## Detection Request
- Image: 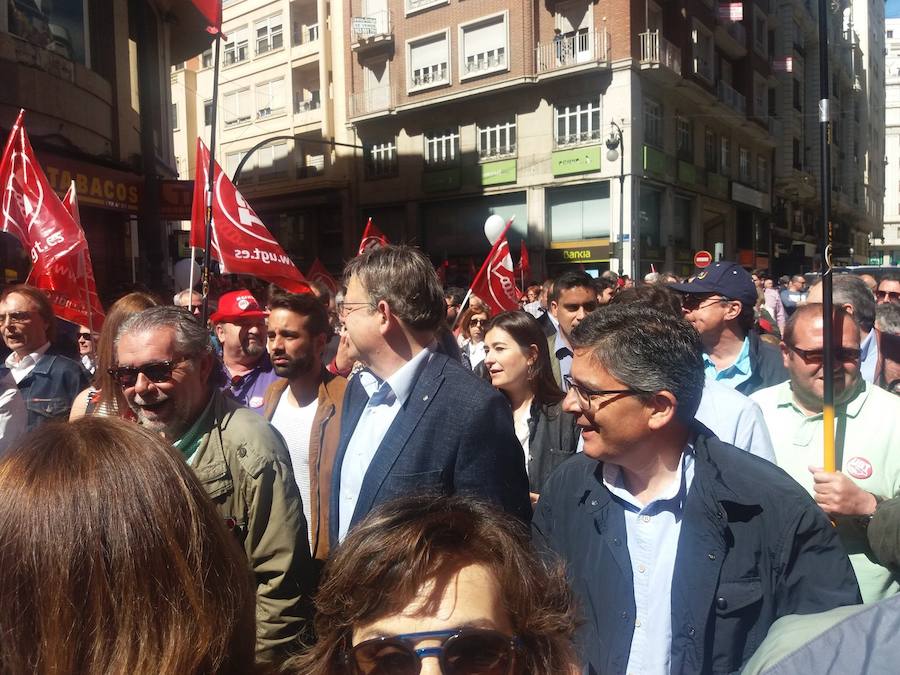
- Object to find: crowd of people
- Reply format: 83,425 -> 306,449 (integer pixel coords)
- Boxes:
0,249 -> 899,674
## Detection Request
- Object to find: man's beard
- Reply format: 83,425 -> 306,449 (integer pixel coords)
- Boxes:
130,391 -> 192,440
272,353 -> 315,378
241,341 -> 265,358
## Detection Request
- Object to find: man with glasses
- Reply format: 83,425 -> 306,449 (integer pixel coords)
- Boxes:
533,304 -> 860,675
671,261 -> 788,395
0,285 -> 89,431
876,274 -> 900,306
114,305 -> 315,659
173,289 -> 203,318
752,303 -> 900,603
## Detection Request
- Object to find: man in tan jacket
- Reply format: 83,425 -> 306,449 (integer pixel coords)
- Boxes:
262,292 -> 346,562
114,306 -> 313,661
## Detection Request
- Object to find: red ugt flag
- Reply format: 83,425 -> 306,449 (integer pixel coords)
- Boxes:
358,217 -> 388,255
190,138 -> 310,294
191,0 -> 222,32
0,110 -> 105,329
515,240 -> 530,284
306,258 -> 338,294
469,221 -> 521,315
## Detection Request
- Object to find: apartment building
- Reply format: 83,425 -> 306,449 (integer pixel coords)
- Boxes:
171,0 -> 353,273
877,17 -> 900,265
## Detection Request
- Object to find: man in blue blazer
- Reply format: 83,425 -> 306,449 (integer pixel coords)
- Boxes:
330,245 -> 531,546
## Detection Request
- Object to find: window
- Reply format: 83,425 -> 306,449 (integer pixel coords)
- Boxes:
406,0 -> 448,15
225,151 -> 245,179
204,100 -> 213,127
888,30 -> 894,38
691,21 -> 714,82
477,119 -> 517,159
172,62 -> 184,71
554,98 -> 601,147
255,15 -> 284,55
792,137 -> 802,170
753,7 -> 768,56
644,99 -> 663,147
365,139 -> 399,178
224,27 -> 248,65
757,155 -> 768,187
424,129 -> 460,167
676,115 -> 693,161
409,32 -> 450,89
739,147 -> 751,182
224,88 -> 252,125
256,78 -> 285,118
672,196 -> 692,248
171,103 -> 178,129
201,48 -> 213,68
720,135 -> 731,175
460,14 -> 507,78
257,141 -> 289,177
705,129 -> 718,172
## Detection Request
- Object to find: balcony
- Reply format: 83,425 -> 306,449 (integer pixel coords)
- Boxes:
350,84 -> 394,118
294,93 -> 322,129
291,22 -> 320,63
715,13 -> 747,59
717,80 -> 746,116
639,30 -> 682,81
534,30 -> 609,76
351,11 -> 393,51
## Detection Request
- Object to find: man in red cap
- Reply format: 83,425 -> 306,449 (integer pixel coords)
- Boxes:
211,289 -> 279,413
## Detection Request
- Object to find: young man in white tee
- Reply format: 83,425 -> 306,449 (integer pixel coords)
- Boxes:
262,292 -> 346,562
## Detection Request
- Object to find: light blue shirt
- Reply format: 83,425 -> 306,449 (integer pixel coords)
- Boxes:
860,328 -> 879,384
603,448 -> 695,675
695,379 -> 776,463
337,345 -> 434,541
703,336 -> 752,390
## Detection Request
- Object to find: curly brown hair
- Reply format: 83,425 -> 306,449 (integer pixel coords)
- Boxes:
289,495 -> 578,674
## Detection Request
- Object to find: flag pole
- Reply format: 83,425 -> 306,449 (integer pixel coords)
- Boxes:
816,0 -> 836,473
81,249 -> 93,335
200,27 -> 223,326
452,216 -> 514,331
187,246 -> 197,308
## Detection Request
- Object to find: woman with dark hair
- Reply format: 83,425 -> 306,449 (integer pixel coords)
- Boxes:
483,311 -> 580,499
0,417 -> 258,674
69,291 -> 161,419
290,494 -> 578,674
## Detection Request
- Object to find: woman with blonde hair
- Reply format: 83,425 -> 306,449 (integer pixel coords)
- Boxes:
69,291 -> 161,419
0,417 -> 257,674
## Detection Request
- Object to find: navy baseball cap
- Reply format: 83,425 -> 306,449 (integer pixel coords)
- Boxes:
669,261 -> 758,308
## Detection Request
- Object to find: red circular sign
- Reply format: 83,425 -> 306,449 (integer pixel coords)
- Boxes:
694,251 -> 713,268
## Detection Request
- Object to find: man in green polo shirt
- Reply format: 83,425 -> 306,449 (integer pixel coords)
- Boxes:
113,305 -> 313,660
752,303 -> 900,603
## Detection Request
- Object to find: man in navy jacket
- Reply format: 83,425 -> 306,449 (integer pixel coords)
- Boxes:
330,245 -> 531,546
532,304 -> 860,675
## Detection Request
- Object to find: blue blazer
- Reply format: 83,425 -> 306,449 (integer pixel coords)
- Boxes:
329,352 -> 532,545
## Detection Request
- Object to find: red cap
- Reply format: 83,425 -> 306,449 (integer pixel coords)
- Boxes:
209,290 -> 268,324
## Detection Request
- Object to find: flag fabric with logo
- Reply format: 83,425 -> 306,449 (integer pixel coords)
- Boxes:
358,217 -> 388,255
306,258 -> 338,294
191,138 -> 310,293
0,110 -> 105,329
469,222 -> 521,315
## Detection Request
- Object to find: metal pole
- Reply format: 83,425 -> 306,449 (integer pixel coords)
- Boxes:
200,31 -> 223,326
610,120 -> 625,276
816,0 -> 836,473
232,135 -> 365,186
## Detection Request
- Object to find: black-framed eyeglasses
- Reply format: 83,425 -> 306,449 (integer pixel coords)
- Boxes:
680,294 -> 730,311
875,289 -> 900,302
0,310 -> 34,325
108,358 -> 189,388
785,344 -> 861,364
345,628 -> 519,675
563,374 -> 645,410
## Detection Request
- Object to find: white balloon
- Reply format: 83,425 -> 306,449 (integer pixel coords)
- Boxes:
174,258 -> 201,290
484,214 -> 506,245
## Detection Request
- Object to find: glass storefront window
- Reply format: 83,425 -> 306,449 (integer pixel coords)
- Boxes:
548,182 -> 610,241
639,187 -> 661,249
421,192 -> 527,257
8,0 -> 88,64
672,196 -> 692,248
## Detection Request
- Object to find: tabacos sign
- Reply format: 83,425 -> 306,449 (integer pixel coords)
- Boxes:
38,152 -> 141,213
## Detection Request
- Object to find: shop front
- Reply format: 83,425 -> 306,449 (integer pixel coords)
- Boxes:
732,182 -> 771,271
546,180 -> 611,277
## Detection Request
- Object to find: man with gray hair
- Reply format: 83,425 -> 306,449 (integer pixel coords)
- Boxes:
533,304 -> 860,674
113,306 -> 314,660
807,274 -> 881,383
876,303 -> 900,394
331,244 -> 530,545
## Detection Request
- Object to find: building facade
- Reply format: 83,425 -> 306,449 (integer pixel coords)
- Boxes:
171,0 -> 355,277
0,0 -> 208,299
876,16 -> 900,265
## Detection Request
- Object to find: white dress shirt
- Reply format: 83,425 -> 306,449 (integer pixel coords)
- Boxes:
4,342 -> 51,384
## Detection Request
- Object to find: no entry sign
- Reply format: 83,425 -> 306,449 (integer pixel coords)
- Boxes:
694,250 -> 713,268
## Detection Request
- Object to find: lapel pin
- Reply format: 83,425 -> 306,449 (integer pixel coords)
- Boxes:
423,395 -> 429,401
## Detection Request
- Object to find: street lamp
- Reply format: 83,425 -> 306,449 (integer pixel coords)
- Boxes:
606,120 -> 625,276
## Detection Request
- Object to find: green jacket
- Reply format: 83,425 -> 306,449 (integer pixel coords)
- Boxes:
192,389 -> 314,660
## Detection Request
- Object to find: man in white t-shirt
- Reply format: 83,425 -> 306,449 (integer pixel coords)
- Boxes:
262,292 -> 346,562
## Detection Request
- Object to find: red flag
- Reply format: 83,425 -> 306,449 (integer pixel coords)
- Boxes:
469,220 -> 521,315
191,0 -> 222,32
306,258 -> 338,294
358,217 -> 388,255
0,111 -> 105,329
190,138 -> 310,293
516,241 -> 530,284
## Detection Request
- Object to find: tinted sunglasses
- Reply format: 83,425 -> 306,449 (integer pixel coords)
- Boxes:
78,333 -> 94,341
681,295 -> 729,311
786,344 -> 861,364
469,318 -> 489,326
345,628 -> 519,675
108,358 -> 188,388
875,290 -> 900,302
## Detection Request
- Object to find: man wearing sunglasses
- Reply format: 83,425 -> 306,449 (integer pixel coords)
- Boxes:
76,325 -> 98,374
876,275 -> 900,306
533,304 -> 860,675
670,261 -> 788,396
0,286 -> 89,432
114,305 -> 314,660
751,304 -> 900,603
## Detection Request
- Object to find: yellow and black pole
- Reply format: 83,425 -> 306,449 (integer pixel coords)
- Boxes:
816,0 -> 836,473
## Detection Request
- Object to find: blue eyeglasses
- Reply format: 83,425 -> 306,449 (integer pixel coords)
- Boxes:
345,627 -> 520,675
